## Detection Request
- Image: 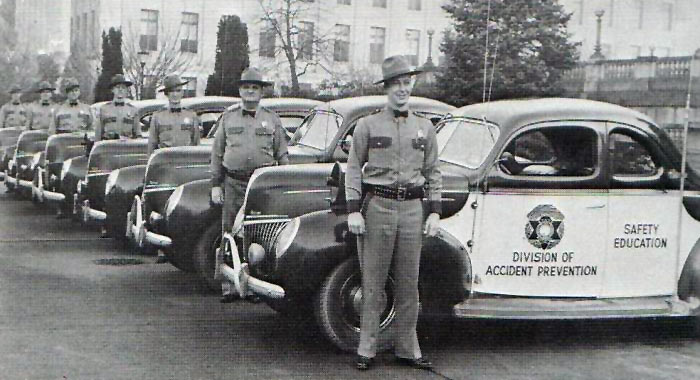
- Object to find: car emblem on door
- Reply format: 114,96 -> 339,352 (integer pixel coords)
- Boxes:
525,204 -> 565,249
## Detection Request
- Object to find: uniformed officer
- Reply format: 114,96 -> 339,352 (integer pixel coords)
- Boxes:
49,77 -> 95,218
27,81 -> 56,131
148,74 -> 201,262
94,74 -> 139,141
345,55 -> 442,371
147,74 -> 200,156
211,67 -> 289,303
0,86 -> 28,129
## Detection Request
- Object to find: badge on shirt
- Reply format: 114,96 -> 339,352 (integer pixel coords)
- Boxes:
183,117 -> 191,125
412,129 -> 426,151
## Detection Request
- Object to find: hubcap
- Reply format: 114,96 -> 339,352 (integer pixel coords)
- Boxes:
339,271 -> 396,333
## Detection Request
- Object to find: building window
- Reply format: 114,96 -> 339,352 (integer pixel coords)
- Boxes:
259,22 -> 276,58
408,0 -> 421,11
664,2 -> 673,31
298,21 -> 314,60
182,77 -> 197,98
373,0 -> 387,8
369,27 -> 385,64
181,12 -> 198,53
406,29 -> 420,66
333,24 -> 350,62
636,0 -> 644,29
140,9 -> 159,51
338,0 -> 351,4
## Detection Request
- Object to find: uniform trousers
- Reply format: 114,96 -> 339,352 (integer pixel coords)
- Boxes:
357,194 -> 423,360
221,175 -> 248,296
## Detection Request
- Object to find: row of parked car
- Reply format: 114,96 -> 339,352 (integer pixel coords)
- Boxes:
2,95 -> 699,352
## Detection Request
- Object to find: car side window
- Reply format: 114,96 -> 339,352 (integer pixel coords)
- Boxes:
199,111 -> 222,137
501,126 -> 597,177
608,132 -> 658,177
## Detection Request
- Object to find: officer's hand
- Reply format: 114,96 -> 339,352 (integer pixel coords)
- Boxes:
423,213 -> 440,237
211,186 -> 224,205
347,212 -> 365,235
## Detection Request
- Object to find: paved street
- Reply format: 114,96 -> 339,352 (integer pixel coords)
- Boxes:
0,182 -> 699,380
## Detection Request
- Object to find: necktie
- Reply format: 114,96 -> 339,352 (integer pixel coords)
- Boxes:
114,101 -> 124,106
242,109 -> 256,118
69,101 -> 78,106
393,110 -> 409,118
41,102 -> 50,106
170,107 -> 181,113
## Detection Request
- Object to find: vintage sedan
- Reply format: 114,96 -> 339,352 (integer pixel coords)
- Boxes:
76,96 -> 239,230
0,127 -> 23,185
113,98 -> 321,250
219,98 -> 700,352
5,130 -> 50,198
160,96 -> 454,287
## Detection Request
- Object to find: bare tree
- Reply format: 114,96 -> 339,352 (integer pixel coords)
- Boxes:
256,0 -> 339,94
121,21 -> 197,99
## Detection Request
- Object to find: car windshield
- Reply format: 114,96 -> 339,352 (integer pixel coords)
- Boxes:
293,110 -> 344,150
438,117 -> 499,169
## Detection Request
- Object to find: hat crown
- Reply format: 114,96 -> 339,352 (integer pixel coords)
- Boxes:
163,74 -> 183,88
240,68 -> 264,83
110,74 -> 129,85
62,77 -> 79,92
378,55 -> 421,83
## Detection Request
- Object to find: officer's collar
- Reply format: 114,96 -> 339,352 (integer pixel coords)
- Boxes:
169,101 -> 182,112
386,106 -> 410,119
40,101 -> 50,106
11,101 -> 20,105
114,100 -> 125,106
68,100 -> 79,106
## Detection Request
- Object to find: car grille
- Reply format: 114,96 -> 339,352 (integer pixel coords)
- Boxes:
242,219 -> 290,275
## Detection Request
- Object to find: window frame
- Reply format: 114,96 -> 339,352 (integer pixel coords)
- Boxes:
607,124 -> 666,189
333,24 -> 351,62
181,12 -> 199,54
140,9 -> 159,52
369,26 -> 386,64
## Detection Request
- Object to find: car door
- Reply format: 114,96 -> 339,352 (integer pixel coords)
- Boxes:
601,124 -> 679,297
472,122 -> 608,297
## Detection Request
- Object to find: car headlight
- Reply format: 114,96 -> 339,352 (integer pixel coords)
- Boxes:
165,185 -> 183,217
104,170 -> 119,197
274,217 -> 300,258
60,160 -> 71,181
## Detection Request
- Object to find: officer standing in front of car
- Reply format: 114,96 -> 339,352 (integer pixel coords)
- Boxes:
148,74 -> 201,263
27,81 -> 56,131
49,77 -> 94,218
345,55 -> 442,371
0,86 -> 28,129
211,67 -> 289,303
95,74 -> 139,142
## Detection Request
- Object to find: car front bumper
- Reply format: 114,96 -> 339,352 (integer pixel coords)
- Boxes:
126,195 -> 172,248
220,232 -> 285,300
81,200 -> 107,222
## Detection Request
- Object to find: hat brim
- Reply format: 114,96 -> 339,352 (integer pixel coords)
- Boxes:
109,81 -> 133,88
239,79 -> 273,87
37,87 -> 56,92
64,85 -> 80,92
373,69 -> 424,85
9,89 -> 22,94
158,80 -> 190,93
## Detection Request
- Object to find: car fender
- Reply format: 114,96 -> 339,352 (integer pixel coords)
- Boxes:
61,156 -> 88,198
679,238 -> 700,307
165,178 -> 220,255
104,164 -> 146,228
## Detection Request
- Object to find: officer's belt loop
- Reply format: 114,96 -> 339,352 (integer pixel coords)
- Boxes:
225,168 -> 254,181
366,184 -> 423,201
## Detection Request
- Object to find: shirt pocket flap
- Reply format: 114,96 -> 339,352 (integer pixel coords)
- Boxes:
255,127 -> 273,135
160,124 -> 172,132
368,136 -> 392,149
104,116 -> 118,123
227,126 -> 244,134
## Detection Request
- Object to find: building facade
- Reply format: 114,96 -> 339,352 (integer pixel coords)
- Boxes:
15,0 -> 70,57
69,0 -> 450,97
558,0 -> 700,60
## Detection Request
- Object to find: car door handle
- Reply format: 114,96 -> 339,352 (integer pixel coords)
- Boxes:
586,204 -> 606,209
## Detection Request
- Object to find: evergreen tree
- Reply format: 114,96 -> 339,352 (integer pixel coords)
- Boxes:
439,0 -> 580,106
206,15 -> 250,96
94,28 -> 125,102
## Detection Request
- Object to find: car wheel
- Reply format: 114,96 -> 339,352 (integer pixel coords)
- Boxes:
194,223 -> 222,291
315,257 -> 396,353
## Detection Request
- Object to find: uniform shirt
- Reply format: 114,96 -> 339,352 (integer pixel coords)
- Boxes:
27,101 -> 55,131
48,100 -> 94,135
211,105 -> 289,186
345,107 -> 442,214
0,102 -> 28,129
147,105 -> 200,155
95,101 -> 139,141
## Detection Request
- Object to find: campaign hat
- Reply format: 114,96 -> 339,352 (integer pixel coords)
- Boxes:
8,85 -> 23,94
158,74 -> 189,93
239,67 -> 273,86
35,81 -> 56,92
374,55 -> 423,85
62,77 -> 80,93
109,74 -> 133,88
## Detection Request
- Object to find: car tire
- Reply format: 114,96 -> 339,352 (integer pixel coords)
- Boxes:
315,257 -> 396,353
193,223 -> 222,291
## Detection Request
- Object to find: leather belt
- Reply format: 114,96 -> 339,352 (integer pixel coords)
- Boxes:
225,168 -> 254,181
366,184 -> 423,201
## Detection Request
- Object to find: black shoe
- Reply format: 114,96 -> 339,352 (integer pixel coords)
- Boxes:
395,356 -> 433,370
99,227 -> 109,239
220,294 -> 238,303
356,355 -> 374,371
154,255 -> 168,264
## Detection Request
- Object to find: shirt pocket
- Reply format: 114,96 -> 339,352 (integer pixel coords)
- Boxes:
367,135 -> 393,168
255,126 -> 274,151
225,126 -> 244,147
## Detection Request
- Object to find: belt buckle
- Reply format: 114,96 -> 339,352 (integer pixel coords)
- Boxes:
396,186 -> 406,201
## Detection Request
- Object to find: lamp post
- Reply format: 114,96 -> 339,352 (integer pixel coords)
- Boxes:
137,50 -> 149,100
425,28 -> 435,69
590,9 -> 606,61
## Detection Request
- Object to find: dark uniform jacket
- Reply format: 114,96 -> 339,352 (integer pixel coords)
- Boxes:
27,101 -> 55,131
345,107 -> 442,214
48,101 -> 94,135
147,105 -> 200,155
0,102 -> 28,129
95,101 -> 139,141
211,105 -> 288,187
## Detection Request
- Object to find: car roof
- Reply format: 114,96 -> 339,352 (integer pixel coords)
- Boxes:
317,96 -> 455,120
259,97 -> 324,112
453,98 -> 657,134
180,96 -> 240,110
